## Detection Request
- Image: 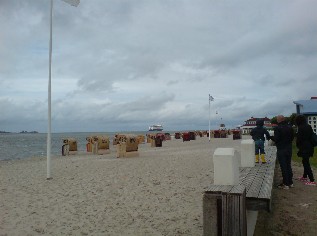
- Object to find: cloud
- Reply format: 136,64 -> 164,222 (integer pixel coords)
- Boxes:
0,0 -> 316,132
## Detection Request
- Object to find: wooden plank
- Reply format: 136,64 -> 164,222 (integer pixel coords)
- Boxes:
205,185 -> 234,193
257,167 -> 276,199
205,185 -> 245,195
240,146 -> 277,200
241,170 -> 258,194
240,192 -> 247,235
246,198 -> 270,211
203,194 -> 219,236
229,184 -> 246,194
244,147 -> 276,211
222,194 -> 227,235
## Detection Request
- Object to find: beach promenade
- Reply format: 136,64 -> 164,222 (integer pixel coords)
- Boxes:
1,135 -> 316,235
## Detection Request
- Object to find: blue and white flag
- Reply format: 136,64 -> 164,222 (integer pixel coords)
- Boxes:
61,0 -> 80,7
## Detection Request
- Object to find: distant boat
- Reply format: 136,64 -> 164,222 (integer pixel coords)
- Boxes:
149,124 -> 163,131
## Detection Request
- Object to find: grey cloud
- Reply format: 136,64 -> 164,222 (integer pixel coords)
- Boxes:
1,0 -> 317,132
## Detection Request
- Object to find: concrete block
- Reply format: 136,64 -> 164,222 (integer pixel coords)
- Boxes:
235,150 -> 241,167
241,139 -> 255,167
213,148 -> 239,185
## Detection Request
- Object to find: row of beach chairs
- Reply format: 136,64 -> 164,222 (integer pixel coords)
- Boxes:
61,130 -> 242,156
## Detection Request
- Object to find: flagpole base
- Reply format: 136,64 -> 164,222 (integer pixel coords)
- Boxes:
46,177 -> 53,180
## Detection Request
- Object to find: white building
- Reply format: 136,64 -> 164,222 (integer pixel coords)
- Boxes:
240,117 -> 276,134
294,97 -> 317,134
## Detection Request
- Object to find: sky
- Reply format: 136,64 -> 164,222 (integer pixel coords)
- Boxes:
0,0 -> 316,133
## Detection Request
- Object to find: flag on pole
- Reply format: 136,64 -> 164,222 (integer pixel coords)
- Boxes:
209,94 -> 214,101
61,0 -> 80,7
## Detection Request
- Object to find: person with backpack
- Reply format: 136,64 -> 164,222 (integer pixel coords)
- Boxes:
250,119 -> 271,163
295,114 -> 316,186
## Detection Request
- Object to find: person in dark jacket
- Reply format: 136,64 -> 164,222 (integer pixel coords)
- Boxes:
250,119 -> 271,163
295,115 -> 316,186
271,115 -> 294,189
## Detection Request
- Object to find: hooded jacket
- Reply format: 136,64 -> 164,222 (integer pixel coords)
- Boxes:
272,120 -> 294,149
296,116 -> 314,157
250,119 -> 270,142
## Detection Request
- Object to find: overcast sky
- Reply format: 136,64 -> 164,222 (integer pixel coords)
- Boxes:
0,0 -> 316,133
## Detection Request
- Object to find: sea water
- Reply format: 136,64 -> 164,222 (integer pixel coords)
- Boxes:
0,131 -> 152,161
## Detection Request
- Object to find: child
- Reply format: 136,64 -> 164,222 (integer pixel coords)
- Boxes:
250,119 -> 271,163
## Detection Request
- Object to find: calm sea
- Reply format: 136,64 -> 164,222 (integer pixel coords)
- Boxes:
0,131 -> 154,161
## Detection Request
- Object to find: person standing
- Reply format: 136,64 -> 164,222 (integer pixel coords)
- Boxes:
250,119 -> 271,163
295,115 -> 316,186
271,115 -> 294,189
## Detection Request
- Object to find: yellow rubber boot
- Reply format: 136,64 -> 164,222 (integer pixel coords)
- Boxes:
255,154 -> 259,163
261,154 -> 266,163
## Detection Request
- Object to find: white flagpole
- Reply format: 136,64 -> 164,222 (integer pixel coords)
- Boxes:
47,0 -> 53,180
208,94 -> 214,142
47,0 -> 79,180
208,94 -> 211,142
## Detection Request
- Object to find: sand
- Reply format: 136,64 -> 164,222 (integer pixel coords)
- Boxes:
0,135 -> 316,236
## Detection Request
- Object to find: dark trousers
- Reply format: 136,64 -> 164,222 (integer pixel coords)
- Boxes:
302,155 -> 315,182
277,146 -> 293,186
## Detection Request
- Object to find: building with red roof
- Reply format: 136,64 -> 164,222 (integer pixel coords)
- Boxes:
240,117 -> 276,134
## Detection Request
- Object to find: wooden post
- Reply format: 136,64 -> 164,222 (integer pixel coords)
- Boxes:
203,186 -> 247,236
62,144 -> 69,156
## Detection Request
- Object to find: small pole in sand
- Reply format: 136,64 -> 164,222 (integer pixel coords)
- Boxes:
209,94 -> 214,142
47,0 -> 80,180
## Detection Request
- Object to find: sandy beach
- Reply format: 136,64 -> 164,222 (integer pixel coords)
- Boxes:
1,135 -> 316,235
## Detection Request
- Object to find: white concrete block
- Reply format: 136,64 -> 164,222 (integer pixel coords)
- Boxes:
213,148 -> 239,185
235,150 -> 241,168
240,139 -> 255,167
